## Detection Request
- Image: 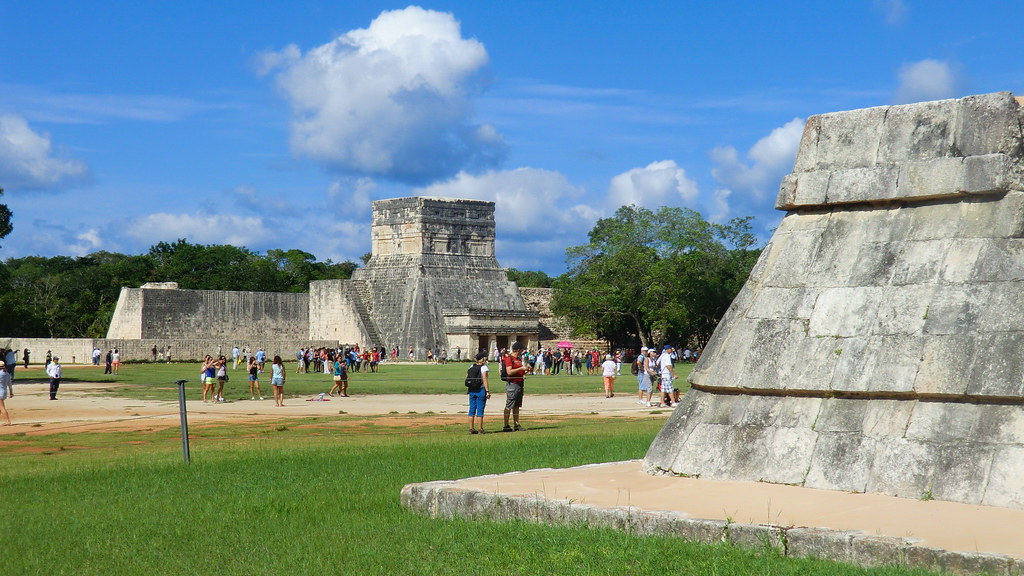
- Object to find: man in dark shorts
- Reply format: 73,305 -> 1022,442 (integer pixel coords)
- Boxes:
502,341 -> 528,432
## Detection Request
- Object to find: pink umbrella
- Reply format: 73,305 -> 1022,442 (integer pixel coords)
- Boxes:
556,341 -> 573,348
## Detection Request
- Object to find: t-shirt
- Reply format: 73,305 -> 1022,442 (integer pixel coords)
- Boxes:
502,355 -> 525,384
601,360 -> 617,377
658,352 -> 674,380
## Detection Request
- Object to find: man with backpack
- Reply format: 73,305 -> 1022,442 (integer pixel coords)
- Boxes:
501,342 -> 528,432
465,352 -> 491,434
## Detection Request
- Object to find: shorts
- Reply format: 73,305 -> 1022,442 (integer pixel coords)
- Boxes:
248,374 -> 257,382
272,377 -> 284,387
505,382 -> 524,410
468,388 -> 487,417
638,373 -> 651,392
0,384 -> 8,400
205,376 -> 217,385
661,376 -> 674,394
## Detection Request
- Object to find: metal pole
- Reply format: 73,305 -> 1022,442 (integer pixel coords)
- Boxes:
175,379 -> 190,464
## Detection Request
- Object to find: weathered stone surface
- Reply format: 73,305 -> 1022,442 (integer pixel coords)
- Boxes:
648,93 -> 1024,509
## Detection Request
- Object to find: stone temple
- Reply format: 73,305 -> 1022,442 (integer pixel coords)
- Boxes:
644,92 -> 1024,509
107,197 -> 540,359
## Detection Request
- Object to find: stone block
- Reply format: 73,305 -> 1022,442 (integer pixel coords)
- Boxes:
813,398 -> 867,433
745,286 -> 817,320
971,239 -> 1024,282
848,534 -> 909,568
939,237 -> 988,283
725,523 -> 785,553
848,242 -> 898,286
865,437 -> 937,499
982,446 -> 1024,508
960,153 -> 1016,194
813,105 -> 888,171
877,97 -> 958,163
953,91 -> 1023,157
862,400 -> 914,437
824,165 -> 899,204
735,319 -> 808,390
669,423 -> 731,477
905,546 -> 1014,576
930,443 -> 994,505
793,115 -> 822,173
922,284 -> 987,335
889,239 -> 949,285
894,157 -> 965,200
872,285 -> 932,336
775,173 -> 798,209
960,191 -> 1024,239
965,332 -> 1024,398
761,426 -> 817,484
805,432 -> 874,493
786,527 -> 855,562
913,334 -> 973,395
808,287 -> 882,338
903,198 -> 963,241
760,229 -> 821,288
787,336 -> 841,391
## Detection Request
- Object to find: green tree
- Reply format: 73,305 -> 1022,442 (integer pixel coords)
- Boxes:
0,187 -> 12,247
506,268 -> 554,288
552,205 -> 761,349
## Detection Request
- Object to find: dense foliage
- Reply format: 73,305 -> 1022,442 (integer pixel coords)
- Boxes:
0,188 -> 11,247
551,205 -> 761,349
0,239 -> 358,338
506,268 -> 554,288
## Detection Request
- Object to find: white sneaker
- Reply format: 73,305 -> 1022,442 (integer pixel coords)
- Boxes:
259,396 -> 265,400
251,396 -> 255,400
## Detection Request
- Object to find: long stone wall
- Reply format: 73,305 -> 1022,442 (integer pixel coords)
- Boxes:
644,92 -> 1024,509
0,338 -> 337,364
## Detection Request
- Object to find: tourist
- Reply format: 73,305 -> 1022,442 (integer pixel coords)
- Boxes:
271,355 -> 286,407
45,350 -> 52,367
658,345 -> 679,406
232,346 -> 240,369
329,355 -> 349,397
201,356 -> 216,402
248,357 -> 264,400
601,354 -> 617,398
637,347 -> 655,405
151,345 -> 158,362
501,341 -> 528,432
0,362 -> 11,425
92,347 -> 101,366
0,355 -> 11,398
256,348 -> 266,370
21,348 -> 30,370
165,345 -> 172,363
104,350 -> 113,374
46,357 -> 62,400
111,348 -> 121,374
466,352 -> 490,434
214,358 -> 228,402
440,348 -> 448,365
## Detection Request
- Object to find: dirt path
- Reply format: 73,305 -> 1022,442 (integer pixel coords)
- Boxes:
0,381 -> 669,434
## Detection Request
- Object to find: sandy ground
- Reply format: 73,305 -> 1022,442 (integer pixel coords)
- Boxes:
0,380 -> 666,434
5,378 -> 1022,561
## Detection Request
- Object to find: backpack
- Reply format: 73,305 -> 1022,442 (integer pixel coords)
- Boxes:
630,356 -> 640,375
465,364 -> 484,390
499,356 -> 509,382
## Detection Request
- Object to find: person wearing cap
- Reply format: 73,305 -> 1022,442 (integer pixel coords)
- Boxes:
466,352 -> 491,434
601,354 -> 618,398
636,347 -> 655,405
658,345 -> 679,406
0,361 -> 12,424
46,356 -> 62,400
501,342 -> 528,432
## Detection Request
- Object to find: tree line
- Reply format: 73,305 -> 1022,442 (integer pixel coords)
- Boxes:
0,240 -> 358,338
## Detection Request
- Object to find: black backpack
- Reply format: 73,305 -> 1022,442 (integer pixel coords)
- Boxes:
465,364 -> 484,390
499,356 -> 509,382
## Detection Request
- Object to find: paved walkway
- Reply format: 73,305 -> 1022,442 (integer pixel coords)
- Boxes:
454,460 -> 1024,560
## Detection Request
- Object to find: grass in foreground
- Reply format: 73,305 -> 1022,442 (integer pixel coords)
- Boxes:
4,416 -> 935,576
24,361 -> 695,401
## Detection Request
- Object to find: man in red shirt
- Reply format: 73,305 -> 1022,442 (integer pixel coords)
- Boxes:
502,342 -> 528,432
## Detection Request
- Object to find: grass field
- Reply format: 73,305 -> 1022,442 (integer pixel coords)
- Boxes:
25,360 -> 696,401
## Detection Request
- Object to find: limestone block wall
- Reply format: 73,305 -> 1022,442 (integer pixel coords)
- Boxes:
0,338 -> 95,366
308,280 -> 370,344
0,338 -> 339,364
644,92 -> 1024,509
107,287 -> 309,341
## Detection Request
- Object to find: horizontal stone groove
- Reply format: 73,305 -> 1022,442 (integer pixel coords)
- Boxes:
690,382 -> 1024,406
786,188 -> 1009,213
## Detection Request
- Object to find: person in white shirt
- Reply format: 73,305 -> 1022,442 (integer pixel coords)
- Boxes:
658,345 -> 679,406
46,357 -> 63,400
601,354 -> 618,398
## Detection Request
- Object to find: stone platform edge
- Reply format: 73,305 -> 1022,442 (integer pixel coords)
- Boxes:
400,462 -> 1022,576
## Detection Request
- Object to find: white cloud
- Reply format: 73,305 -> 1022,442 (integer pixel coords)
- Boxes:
893,59 -> 959,104
67,228 -> 103,256
0,114 -> 90,189
328,177 -> 376,215
414,167 -> 597,236
607,160 -> 697,208
261,6 -> 506,184
710,118 -> 803,200
874,0 -> 908,26
124,213 -> 273,247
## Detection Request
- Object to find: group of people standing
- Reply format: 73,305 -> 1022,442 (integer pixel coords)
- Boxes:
0,349 -> 64,425
465,342 -> 528,434
201,353 -> 286,406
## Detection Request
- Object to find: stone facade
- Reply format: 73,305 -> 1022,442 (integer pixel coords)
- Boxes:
103,197 -> 540,361
644,92 -> 1024,509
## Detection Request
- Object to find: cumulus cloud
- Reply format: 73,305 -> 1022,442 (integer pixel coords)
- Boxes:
124,213 -> 273,247
328,177 -> 377,215
0,114 -> 90,189
893,59 -> 959,104
873,0 -> 908,26
607,160 -> 697,208
415,168 -> 598,236
708,118 -> 804,222
260,6 -> 506,184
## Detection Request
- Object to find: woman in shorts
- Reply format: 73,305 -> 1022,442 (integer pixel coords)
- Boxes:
329,356 -> 349,397
0,361 -> 12,425
201,356 -> 216,402
270,355 -> 286,407
248,357 -> 263,400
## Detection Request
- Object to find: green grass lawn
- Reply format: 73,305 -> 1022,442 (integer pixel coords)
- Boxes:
3,415 -> 935,576
22,361 -> 696,401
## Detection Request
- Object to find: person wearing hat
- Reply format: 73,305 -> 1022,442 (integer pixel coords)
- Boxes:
46,356 -> 63,400
657,345 -> 679,406
501,342 -> 528,432
636,347 -> 656,405
0,361 -> 12,424
465,352 -> 491,434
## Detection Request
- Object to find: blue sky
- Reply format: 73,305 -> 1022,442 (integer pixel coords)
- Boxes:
2,1 -> 1022,274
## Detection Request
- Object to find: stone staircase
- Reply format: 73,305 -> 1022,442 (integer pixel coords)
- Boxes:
347,280 -> 384,348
